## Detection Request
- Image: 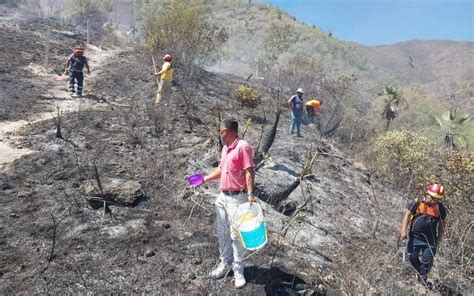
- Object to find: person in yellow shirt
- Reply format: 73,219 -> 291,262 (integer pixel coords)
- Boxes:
305,99 -> 322,124
155,54 -> 174,105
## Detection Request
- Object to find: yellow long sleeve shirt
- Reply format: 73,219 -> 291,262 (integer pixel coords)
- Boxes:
159,61 -> 173,81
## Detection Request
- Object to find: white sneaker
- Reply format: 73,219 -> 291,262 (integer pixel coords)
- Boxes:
210,261 -> 231,279
234,270 -> 246,289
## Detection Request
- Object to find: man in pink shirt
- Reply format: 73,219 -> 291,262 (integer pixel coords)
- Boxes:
203,118 -> 255,289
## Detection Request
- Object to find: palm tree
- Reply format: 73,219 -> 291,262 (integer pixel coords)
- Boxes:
434,109 -> 470,149
378,86 -> 403,131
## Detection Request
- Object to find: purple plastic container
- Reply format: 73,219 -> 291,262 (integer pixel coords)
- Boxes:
187,172 -> 204,187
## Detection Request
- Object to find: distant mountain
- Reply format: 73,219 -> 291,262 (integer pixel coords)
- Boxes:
110,1 -> 473,96
356,40 -> 474,85
207,1 -> 473,109
356,40 -> 474,113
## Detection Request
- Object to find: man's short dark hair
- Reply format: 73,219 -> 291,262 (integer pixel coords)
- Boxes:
222,118 -> 238,133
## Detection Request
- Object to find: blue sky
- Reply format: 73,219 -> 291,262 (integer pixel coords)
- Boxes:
263,0 -> 474,45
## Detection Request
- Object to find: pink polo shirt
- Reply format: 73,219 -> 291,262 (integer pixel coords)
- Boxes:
220,137 -> 254,191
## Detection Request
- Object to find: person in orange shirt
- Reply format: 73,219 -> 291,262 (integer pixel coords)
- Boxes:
305,99 -> 322,124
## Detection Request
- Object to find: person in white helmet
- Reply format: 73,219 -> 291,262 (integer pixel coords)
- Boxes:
288,88 -> 305,137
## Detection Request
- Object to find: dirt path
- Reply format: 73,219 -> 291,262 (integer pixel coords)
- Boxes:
0,45 -> 118,172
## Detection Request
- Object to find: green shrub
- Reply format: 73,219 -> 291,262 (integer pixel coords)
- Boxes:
263,22 -> 295,61
441,150 -> 474,202
439,150 -> 473,277
67,0 -> 112,25
141,0 -> 227,72
235,85 -> 262,108
366,130 -> 439,193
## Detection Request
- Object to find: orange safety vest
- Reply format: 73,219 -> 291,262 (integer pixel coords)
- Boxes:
413,200 -> 440,218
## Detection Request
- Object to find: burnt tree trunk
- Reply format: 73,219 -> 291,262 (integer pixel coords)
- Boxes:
254,110 -> 280,167
217,111 -> 223,152
266,178 -> 300,207
55,107 -> 62,138
43,28 -> 51,68
444,133 -> 456,149
321,118 -> 341,138
86,18 -> 91,44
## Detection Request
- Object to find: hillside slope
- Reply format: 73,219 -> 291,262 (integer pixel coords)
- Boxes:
0,4 -> 470,295
207,1 -> 473,111
357,40 -> 473,85
207,2 -> 376,79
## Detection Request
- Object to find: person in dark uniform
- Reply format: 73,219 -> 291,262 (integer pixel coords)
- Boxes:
64,43 -> 90,97
400,183 -> 447,288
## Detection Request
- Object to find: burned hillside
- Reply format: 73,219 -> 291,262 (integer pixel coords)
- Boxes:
1,3 -> 472,296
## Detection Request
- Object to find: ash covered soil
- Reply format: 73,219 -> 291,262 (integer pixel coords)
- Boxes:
0,9 -> 456,296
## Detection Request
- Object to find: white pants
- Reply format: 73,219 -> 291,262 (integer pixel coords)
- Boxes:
215,192 -> 247,272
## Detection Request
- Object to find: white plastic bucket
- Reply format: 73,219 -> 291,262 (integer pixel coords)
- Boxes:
234,203 -> 267,250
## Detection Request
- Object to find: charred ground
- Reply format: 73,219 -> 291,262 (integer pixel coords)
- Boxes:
0,7 -> 469,296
